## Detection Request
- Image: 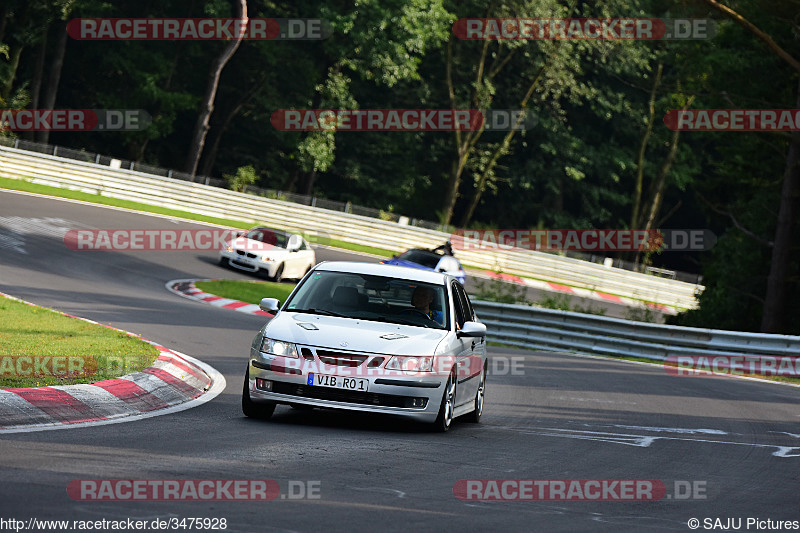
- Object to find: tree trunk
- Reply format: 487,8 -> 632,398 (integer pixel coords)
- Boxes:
37,21 -> 68,145
183,0 -> 247,175
761,78 -> 800,333
299,169 -> 317,196
1,45 -> 23,101
198,77 -> 264,177
633,96 -> 693,267
23,29 -> 48,141
631,62 -> 663,229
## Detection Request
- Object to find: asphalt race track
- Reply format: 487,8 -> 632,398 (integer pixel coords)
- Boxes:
1,189 -> 798,532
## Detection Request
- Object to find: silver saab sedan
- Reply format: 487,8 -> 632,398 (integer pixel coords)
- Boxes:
242,261 -> 488,431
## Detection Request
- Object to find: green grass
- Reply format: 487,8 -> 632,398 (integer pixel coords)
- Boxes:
0,176 -> 398,257
319,238 -> 395,258
195,280 -> 297,306
0,176 -> 255,230
0,295 -> 159,388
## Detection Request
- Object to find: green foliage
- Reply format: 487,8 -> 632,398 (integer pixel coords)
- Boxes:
224,165 -> 258,193
2,0 -> 797,332
625,305 -> 655,323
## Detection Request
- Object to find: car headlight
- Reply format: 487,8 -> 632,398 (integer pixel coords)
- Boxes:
386,355 -> 434,373
224,245 -> 234,252
261,255 -> 275,262
260,338 -> 298,358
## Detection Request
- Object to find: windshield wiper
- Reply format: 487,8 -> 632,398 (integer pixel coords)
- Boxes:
374,316 -> 436,328
291,308 -> 346,317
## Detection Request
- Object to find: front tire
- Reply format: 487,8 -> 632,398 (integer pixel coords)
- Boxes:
432,370 -> 457,432
242,369 -> 275,419
272,263 -> 285,283
465,362 -> 486,423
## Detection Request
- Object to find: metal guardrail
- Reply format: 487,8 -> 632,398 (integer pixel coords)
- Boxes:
472,300 -> 800,361
0,144 -> 703,309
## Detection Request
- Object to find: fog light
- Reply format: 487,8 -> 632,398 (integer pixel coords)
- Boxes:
256,378 -> 272,391
410,398 -> 426,408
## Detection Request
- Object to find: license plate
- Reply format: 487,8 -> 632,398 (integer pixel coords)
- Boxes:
308,373 -> 368,392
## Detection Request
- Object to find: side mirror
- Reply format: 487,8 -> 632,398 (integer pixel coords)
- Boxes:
259,298 -> 280,313
457,321 -> 486,338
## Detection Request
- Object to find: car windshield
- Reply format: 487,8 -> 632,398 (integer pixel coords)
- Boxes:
284,271 -> 449,330
246,229 -> 289,248
397,249 -> 441,269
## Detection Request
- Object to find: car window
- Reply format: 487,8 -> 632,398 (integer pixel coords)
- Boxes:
246,229 -> 288,248
284,271 -> 448,329
455,282 -> 475,321
451,282 -> 467,328
397,249 -> 440,269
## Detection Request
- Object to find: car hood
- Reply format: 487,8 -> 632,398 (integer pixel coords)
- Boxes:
264,312 -> 448,355
230,237 -> 285,254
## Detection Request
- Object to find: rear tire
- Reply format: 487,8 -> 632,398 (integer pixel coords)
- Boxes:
242,369 -> 275,419
432,370 -> 457,432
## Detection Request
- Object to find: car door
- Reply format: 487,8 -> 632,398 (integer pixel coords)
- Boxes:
285,234 -> 306,277
450,281 -> 480,407
297,238 -> 316,274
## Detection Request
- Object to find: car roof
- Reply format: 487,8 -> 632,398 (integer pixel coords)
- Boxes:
251,227 -> 291,238
314,261 -> 451,284
403,248 -> 462,264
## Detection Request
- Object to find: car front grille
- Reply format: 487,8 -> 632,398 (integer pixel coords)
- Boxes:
270,381 -> 427,409
234,250 -> 258,259
315,350 -> 369,367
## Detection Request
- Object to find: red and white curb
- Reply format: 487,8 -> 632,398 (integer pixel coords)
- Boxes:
167,279 -> 273,317
480,270 -> 679,315
0,292 -> 225,433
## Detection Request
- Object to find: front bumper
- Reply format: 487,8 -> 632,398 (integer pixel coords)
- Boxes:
246,354 -> 445,423
219,250 -> 278,275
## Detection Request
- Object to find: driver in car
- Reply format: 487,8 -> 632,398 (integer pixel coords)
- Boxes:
410,286 -> 444,325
